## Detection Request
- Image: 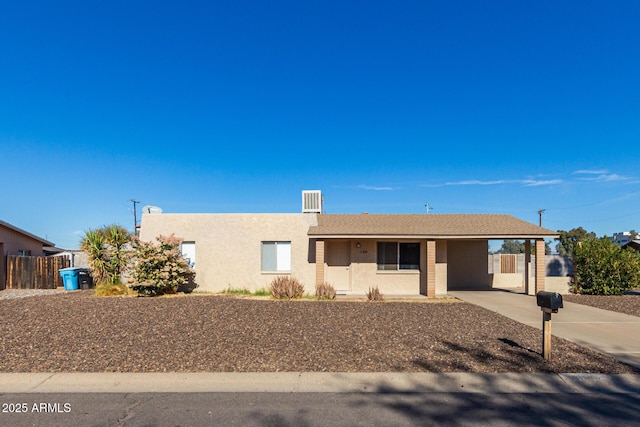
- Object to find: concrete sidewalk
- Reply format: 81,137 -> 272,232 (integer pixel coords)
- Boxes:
449,290 -> 640,369
0,372 -> 639,394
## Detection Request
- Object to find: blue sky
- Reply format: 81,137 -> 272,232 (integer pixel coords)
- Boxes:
1,1 -> 639,249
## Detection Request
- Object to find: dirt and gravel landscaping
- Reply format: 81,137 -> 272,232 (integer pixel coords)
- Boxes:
0,291 -> 637,374
563,292 -> 640,318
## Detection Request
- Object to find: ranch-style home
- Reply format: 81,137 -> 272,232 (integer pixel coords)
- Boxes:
138,191 -> 559,297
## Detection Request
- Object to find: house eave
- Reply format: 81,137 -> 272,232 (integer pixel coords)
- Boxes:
307,233 -> 560,240
0,219 -> 55,247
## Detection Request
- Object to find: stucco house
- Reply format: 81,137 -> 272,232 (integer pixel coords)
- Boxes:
1,219 -> 56,289
0,219 -> 54,257
139,192 -> 559,297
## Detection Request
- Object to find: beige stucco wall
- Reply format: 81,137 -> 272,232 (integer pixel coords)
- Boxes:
331,239 -> 421,295
491,274 -> 571,294
447,240 -> 492,290
139,213 -> 318,293
0,225 -> 45,256
545,277 -> 571,294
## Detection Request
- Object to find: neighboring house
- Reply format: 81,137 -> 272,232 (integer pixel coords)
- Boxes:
622,240 -> 640,253
139,192 -> 559,297
612,231 -> 639,247
0,219 -> 54,257
1,219 -> 56,289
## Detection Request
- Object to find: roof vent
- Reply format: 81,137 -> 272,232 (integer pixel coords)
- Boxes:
302,190 -> 322,213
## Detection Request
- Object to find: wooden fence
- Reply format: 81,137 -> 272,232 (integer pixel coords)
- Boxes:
500,254 -> 517,274
5,255 -> 70,289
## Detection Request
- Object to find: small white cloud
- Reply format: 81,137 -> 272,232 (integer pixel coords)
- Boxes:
445,180 -> 510,186
435,179 -> 561,187
573,169 -> 609,175
356,185 -> 395,191
522,179 -> 563,187
72,230 -> 83,235
579,173 -> 629,182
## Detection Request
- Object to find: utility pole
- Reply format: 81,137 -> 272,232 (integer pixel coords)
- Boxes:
538,208 -> 546,227
130,199 -> 140,236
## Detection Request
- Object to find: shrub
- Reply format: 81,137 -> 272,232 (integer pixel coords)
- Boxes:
366,285 -> 384,301
129,235 -> 195,297
572,237 -> 640,295
94,281 -> 130,297
269,276 -> 305,299
315,282 -> 336,300
80,225 -> 132,286
253,288 -> 271,297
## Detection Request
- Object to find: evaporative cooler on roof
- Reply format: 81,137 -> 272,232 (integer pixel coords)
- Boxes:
302,190 -> 322,213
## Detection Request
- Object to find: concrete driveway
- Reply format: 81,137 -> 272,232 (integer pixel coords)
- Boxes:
449,289 -> 640,369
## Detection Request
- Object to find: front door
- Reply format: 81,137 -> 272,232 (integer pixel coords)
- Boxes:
326,240 -> 351,293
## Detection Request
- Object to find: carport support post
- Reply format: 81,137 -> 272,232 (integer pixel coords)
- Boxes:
542,309 -> 552,360
524,240 -> 531,295
315,240 -> 325,286
535,239 -> 546,293
426,240 -> 436,298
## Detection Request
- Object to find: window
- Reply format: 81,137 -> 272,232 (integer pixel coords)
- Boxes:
18,250 -> 32,256
181,242 -> 196,269
262,241 -> 291,271
377,242 -> 420,270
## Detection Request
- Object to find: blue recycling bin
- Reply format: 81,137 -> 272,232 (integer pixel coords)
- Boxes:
59,268 -> 80,291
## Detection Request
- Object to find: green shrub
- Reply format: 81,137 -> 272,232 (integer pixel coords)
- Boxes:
573,237 -> 640,295
315,282 -> 336,300
253,288 -> 271,296
366,285 -> 384,301
269,276 -> 305,299
129,235 -> 195,297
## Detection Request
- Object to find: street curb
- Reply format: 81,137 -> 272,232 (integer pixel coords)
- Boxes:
0,373 -> 638,394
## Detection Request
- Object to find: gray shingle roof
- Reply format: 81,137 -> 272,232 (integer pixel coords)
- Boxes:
307,214 -> 558,239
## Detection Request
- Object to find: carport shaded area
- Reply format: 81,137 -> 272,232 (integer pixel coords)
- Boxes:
308,214 -> 559,297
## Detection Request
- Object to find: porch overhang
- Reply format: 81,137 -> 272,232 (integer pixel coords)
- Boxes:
308,214 -> 558,298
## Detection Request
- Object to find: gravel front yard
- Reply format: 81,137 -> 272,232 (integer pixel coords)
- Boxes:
0,291 -> 637,374
563,292 -> 640,317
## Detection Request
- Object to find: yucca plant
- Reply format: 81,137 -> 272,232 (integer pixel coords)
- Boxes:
80,224 -> 132,286
315,282 -> 336,300
366,285 -> 384,301
269,276 -> 305,299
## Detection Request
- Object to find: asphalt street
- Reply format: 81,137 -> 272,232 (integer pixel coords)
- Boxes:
2,391 -> 639,427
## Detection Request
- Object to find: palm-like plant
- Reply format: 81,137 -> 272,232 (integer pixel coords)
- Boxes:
80,225 -> 132,285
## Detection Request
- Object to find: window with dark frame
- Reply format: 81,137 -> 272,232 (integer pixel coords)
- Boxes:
377,242 -> 420,270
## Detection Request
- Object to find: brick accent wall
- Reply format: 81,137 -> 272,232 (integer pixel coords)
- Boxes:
535,239 -> 546,293
427,240 -> 436,298
315,239 -> 325,286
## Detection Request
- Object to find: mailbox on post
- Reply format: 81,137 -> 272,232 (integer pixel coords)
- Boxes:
536,291 -> 563,312
536,291 -> 564,361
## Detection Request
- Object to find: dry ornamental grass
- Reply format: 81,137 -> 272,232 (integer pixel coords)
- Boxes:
0,291 -> 637,374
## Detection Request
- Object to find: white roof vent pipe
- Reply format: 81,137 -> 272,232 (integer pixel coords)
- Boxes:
302,190 -> 323,213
